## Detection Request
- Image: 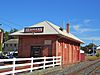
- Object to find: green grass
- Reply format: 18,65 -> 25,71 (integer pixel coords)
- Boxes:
86,56 -> 100,61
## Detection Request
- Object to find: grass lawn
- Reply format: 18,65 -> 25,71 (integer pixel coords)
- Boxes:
86,55 -> 100,61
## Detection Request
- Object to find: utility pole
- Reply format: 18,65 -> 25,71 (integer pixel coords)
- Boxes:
92,39 -> 95,56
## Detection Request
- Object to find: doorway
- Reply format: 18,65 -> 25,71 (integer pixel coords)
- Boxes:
30,46 -> 42,57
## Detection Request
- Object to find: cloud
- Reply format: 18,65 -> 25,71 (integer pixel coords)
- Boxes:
72,19 -> 94,32
83,19 -> 92,24
73,25 -> 99,33
73,25 -> 80,31
79,28 -> 99,33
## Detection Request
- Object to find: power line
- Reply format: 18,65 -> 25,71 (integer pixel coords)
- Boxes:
0,21 -> 13,29
0,17 -> 24,28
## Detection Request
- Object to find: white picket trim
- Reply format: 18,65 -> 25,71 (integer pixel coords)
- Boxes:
15,63 -> 31,67
0,59 -> 13,62
0,56 -> 61,75
0,65 -> 13,69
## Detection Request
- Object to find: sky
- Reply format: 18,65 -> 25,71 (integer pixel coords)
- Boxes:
0,0 -> 100,46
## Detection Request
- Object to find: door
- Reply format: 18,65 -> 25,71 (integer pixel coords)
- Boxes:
31,46 -> 42,57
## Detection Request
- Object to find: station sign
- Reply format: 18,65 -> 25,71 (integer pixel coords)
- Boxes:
24,27 -> 44,33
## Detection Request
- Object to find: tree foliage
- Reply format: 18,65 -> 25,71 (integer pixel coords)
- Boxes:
3,28 -> 18,42
81,43 -> 97,54
10,28 -> 18,33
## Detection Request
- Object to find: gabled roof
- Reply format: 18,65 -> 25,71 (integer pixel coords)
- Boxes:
10,21 -> 84,43
4,39 -> 18,44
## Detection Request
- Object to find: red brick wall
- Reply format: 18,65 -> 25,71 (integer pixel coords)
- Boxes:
18,35 -> 57,57
79,53 -> 85,61
18,35 -> 81,65
56,38 -> 80,65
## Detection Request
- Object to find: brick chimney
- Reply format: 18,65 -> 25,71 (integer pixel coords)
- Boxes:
66,23 -> 70,33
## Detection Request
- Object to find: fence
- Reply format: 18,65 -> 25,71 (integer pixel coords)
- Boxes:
0,56 -> 61,75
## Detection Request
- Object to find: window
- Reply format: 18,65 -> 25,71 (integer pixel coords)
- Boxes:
10,44 -> 12,47
14,44 -> 17,47
6,44 -> 8,47
44,40 -> 52,45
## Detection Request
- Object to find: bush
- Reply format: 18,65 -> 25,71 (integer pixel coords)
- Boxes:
96,53 -> 100,57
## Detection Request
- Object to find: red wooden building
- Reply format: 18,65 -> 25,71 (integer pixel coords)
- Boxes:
79,50 -> 85,61
0,29 -> 3,53
11,21 -> 84,65
0,30 -> 3,44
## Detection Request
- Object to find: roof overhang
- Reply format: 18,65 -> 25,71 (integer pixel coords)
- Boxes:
10,21 -> 84,44
57,34 -> 84,44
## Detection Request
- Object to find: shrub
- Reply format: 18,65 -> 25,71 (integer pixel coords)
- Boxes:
96,53 -> 100,57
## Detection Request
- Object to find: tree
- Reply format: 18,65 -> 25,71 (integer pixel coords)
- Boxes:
10,28 -> 18,33
3,28 -> 18,42
0,28 -> 4,32
9,28 -> 18,39
4,31 -> 9,42
81,43 -> 97,54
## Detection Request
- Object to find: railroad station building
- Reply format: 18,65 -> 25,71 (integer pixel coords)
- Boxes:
10,21 -> 84,65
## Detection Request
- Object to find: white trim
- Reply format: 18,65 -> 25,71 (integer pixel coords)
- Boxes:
0,56 -> 61,75
80,50 -> 84,53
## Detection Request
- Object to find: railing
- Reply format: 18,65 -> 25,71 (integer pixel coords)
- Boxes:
0,56 -> 61,75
